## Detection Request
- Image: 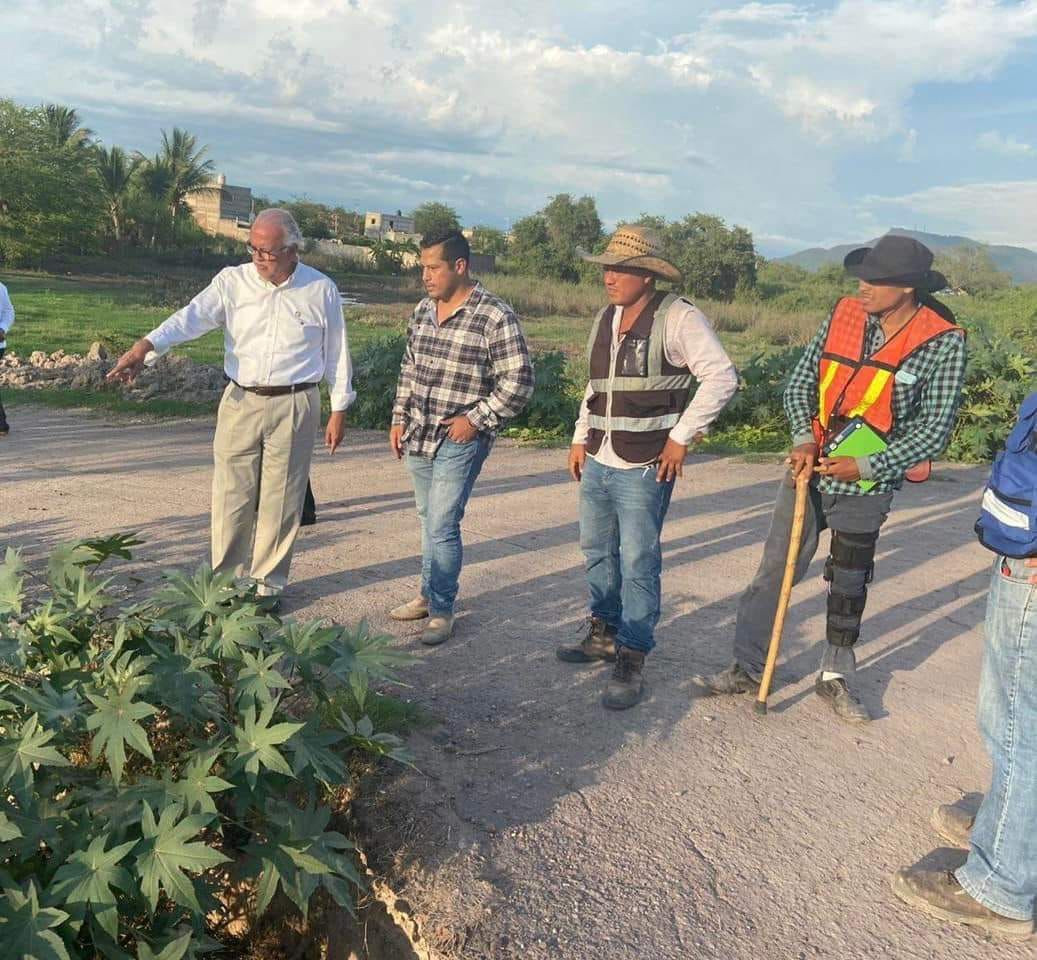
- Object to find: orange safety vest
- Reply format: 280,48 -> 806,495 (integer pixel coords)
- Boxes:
812,297 -> 963,449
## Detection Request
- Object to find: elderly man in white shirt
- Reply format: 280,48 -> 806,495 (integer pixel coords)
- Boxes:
108,208 -> 354,610
557,225 -> 739,710
0,280 -> 13,436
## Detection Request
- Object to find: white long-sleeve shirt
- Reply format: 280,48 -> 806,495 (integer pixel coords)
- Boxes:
0,282 -> 13,348
145,262 -> 355,411
572,297 -> 739,468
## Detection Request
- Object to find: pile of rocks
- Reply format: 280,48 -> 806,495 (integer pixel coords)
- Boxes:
0,344 -> 228,405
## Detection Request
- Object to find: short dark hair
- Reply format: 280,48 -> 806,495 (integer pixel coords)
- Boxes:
420,230 -> 470,270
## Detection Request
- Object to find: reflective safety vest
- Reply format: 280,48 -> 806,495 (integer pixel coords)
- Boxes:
585,292 -> 695,464
811,296 -> 963,448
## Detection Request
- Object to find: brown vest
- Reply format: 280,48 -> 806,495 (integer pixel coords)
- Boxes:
585,292 -> 695,463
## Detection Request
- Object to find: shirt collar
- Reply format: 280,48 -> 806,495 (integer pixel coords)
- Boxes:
251,260 -> 301,290
421,281 -> 484,323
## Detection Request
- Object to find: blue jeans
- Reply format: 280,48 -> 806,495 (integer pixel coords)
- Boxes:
956,556 -> 1037,921
578,456 -> 675,654
405,435 -> 492,616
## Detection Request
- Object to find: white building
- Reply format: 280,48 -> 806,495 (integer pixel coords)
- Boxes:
186,174 -> 254,241
364,211 -> 417,241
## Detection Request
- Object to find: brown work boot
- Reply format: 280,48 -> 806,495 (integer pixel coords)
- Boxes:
693,661 -> 760,696
892,866 -> 1035,940
421,615 -> 454,647
556,617 -> 618,663
932,801 -> 978,849
602,647 -> 645,710
815,677 -> 871,724
390,595 -> 429,621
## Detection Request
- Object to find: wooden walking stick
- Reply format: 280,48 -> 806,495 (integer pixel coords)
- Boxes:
754,469 -> 811,716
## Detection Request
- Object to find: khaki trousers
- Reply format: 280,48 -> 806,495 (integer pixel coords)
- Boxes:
211,383 -> 319,596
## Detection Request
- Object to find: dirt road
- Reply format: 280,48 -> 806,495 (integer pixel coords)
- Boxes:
1,408 -> 1025,959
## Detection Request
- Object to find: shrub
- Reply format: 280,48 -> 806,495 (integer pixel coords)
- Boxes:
713,348 -> 800,441
946,322 -> 1037,462
349,336 -> 581,439
0,535 -> 411,957
507,350 -> 582,439
349,333 -> 408,430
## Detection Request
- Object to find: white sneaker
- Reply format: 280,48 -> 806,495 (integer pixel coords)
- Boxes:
389,596 -> 429,621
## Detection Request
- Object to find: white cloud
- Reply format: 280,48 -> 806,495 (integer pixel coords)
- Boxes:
3,0 -> 1037,250
706,3 -> 809,25
691,0 -> 1037,135
977,130 -> 1035,156
865,180 -> 1037,248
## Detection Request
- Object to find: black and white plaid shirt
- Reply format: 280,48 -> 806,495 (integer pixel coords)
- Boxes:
392,282 -> 535,458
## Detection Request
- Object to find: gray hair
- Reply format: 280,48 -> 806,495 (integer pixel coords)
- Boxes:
253,207 -> 304,248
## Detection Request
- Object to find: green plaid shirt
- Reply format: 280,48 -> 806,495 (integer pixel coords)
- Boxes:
784,305 -> 968,496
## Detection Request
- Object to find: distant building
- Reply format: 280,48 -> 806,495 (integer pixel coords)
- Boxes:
187,174 -> 254,241
364,211 -> 416,240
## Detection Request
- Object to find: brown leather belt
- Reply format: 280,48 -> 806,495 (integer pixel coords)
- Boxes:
232,381 -> 318,397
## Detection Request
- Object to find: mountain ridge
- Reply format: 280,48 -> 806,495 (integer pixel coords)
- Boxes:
779,228 -> 1037,283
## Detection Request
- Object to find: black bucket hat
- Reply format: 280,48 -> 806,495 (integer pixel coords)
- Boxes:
843,235 -> 947,292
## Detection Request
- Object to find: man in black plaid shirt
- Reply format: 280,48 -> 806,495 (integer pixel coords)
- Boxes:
388,231 -> 534,645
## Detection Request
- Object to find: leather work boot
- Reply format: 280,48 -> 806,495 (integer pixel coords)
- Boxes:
556,617 -> 618,663
892,866 -> 1035,940
815,677 -> 871,723
932,802 -> 977,849
693,661 -> 760,696
602,647 -> 646,710
390,596 -> 429,622
421,615 -> 454,647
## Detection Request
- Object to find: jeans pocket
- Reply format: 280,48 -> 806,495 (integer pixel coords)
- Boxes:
999,555 -> 1034,583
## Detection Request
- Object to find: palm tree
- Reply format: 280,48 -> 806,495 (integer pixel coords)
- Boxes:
41,103 -> 93,150
93,145 -> 140,242
132,153 -> 176,248
135,154 -> 174,202
158,127 -> 217,220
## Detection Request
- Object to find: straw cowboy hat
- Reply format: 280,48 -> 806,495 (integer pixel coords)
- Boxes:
581,225 -> 683,284
843,235 -> 947,292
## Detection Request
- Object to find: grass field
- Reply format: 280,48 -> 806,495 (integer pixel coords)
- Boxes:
4,264 -> 1034,449
0,267 -> 812,377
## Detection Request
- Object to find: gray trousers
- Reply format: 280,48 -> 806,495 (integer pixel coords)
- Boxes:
734,474 -> 894,679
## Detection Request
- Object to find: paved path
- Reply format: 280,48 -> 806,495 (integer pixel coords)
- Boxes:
0,408 -> 1027,960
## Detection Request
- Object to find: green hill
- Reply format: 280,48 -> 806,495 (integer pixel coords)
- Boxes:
780,228 -> 1037,283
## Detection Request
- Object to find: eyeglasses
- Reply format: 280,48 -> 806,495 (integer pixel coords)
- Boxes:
246,243 -> 290,260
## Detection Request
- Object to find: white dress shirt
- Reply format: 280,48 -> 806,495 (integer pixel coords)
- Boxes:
572,297 -> 739,468
145,262 -> 355,411
0,282 -> 13,348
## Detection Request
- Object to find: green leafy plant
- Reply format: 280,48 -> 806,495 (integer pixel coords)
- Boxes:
503,350 -> 581,443
0,537 -> 411,957
946,321 -> 1037,462
712,347 -> 801,440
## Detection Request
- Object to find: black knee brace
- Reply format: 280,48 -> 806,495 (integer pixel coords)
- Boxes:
823,530 -> 878,647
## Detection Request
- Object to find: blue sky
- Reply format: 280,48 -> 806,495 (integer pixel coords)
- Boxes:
5,0 -> 1037,255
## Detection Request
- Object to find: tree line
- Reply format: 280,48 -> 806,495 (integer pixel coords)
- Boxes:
0,99 -> 236,263
1,99 -> 1012,300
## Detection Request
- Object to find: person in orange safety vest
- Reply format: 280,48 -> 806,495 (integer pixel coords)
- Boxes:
696,235 -> 968,724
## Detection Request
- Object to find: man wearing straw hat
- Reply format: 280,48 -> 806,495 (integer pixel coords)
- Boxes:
557,225 -> 739,710
697,235 -> 968,723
